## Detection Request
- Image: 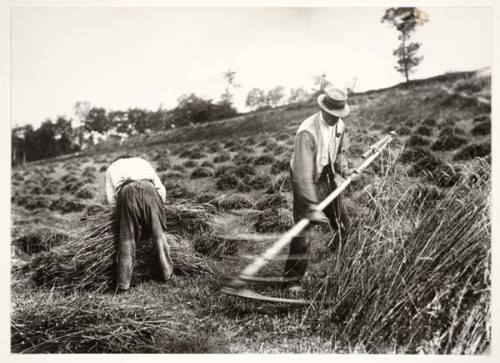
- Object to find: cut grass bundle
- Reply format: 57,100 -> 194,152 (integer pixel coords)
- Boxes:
266,173 -> 291,194
270,159 -> 290,175
213,152 -> 231,163
398,147 -> 435,164
397,126 -> 412,136
233,152 -> 255,165
253,208 -> 293,233
431,134 -> 467,151
453,142 -> 491,161
11,294 -> 208,353
13,196 -> 50,211
254,193 -> 288,210
407,135 -> 431,147
437,126 -> 463,138
194,233 -> 238,259
49,196 -> 86,214
473,114 -> 490,123
240,174 -> 272,191
12,228 -> 69,256
471,121 -> 490,137
163,181 -> 194,200
216,174 -> 241,191
17,202 -> 217,291
76,185 -> 96,199
407,155 -> 445,177
215,193 -> 253,210
182,160 -> 199,168
422,118 -> 437,127
190,167 -> 214,179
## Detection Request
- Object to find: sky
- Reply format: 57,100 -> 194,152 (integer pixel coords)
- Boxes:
11,6 -> 492,128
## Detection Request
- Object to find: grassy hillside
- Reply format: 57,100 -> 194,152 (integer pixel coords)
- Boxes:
11,69 -> 491,353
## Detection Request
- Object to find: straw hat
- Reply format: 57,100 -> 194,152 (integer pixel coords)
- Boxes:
317,88 -> 350,118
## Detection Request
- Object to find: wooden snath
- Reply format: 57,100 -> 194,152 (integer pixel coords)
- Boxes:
222,131 -> 397,304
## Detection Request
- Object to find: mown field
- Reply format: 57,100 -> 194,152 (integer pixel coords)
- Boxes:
10,70 -> 491,353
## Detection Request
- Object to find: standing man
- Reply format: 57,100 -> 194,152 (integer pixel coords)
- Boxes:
285,88 -> 353,289
105,155 -> 173,292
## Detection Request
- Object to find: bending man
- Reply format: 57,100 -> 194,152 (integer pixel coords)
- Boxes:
105,155 -> 173,292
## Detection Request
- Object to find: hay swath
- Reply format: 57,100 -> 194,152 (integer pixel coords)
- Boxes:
222,132 -> 397,304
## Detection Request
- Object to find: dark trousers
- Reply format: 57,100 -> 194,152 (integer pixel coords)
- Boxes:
284,166 -> 350,279
115,179 -> 173,290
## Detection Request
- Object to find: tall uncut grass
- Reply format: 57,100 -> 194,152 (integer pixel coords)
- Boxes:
309,158 -> 490,353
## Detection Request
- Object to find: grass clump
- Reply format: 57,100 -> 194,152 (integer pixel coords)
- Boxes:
215,193 -> 253,210
49,197 -> 85,214
194,234 -> 238,259
453,142 -> 491,161
407,154 -> 445,177
215,174 -> 241,191
253,208 -> 293,233
471,121 -> 490,137
473,114 -> 490,123
397,126 -> 411,136
422,118 -> 437,127
241,174 -> 273,191
254,193 -> 288,210
172,164 -> 186,172
13,228 -> 69,256
431,134 -> 467,151
11,294 -> 214,353
270,159 -> 290,175
213,152 -> 231,163
266,173 -> 292,194
414,125 -> 433,137
406,135 -> 431,147
183,160 -> 199,169
190,167 -> 214,179
76,185 -> 96,200
162,182 -> 194,200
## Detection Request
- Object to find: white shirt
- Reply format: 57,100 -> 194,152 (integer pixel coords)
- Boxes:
105,157 -> 166,205
318,112 -> 338,166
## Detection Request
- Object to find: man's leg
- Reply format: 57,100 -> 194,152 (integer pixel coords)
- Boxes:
152,227 -> 173,281
141,180 -> 173,282
324,177 -> 351,250
284,173 -> 310,280
284,231 -> 310,279
116,211 -> 136,291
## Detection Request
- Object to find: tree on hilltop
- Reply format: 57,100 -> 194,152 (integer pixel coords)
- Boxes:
381,7 -> 429,82
221,69 -> 240,106
266,86 -> 285,108
288,87 -> 311,104
246,88 -> 268,111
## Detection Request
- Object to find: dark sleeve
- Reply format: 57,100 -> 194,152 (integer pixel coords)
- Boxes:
334,132 -> 350,177
292,131 -> 319,210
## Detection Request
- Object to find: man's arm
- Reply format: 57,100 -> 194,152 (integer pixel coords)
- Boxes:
105,169 -> 116,205
334,132 -> 351,178
292,131 -> 320,209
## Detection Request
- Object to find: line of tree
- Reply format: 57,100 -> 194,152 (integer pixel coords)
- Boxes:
11,95 -> 238,165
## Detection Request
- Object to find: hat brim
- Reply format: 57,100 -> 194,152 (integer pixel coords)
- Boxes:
317,94 -> 350,118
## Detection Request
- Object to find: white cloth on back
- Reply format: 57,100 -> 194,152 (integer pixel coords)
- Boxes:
105,157 -> 166,205
291,111 -> 344,181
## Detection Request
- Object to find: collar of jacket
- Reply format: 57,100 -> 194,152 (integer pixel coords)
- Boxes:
291,111 -> 344,182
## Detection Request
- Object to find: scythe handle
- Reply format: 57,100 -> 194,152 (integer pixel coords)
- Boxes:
231,132 -> 396,284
